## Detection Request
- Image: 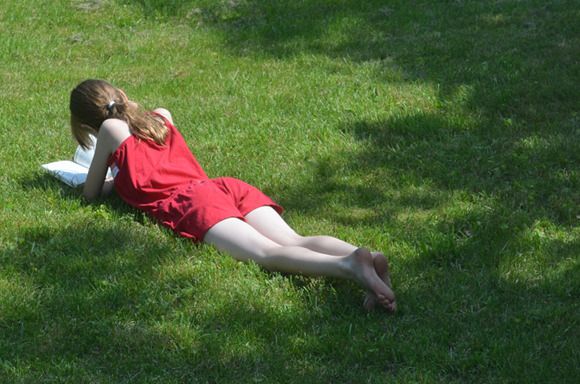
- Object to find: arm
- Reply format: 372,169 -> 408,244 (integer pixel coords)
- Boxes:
83,119 -> 130,201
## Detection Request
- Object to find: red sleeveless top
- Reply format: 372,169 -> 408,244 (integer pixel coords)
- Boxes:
108,114 -> 207,212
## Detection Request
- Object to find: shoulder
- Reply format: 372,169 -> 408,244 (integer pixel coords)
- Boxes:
99,118 -> 131,148
152,108 -> 174,125
100,118 -> 128,131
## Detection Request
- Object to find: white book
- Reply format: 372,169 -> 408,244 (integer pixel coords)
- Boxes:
41,135 -> 111,187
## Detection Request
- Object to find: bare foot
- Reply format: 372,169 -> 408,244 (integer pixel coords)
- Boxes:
349,248 -> 395,312
363,252 -> 396,312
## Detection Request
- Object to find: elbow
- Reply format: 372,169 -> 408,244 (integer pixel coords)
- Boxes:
82,184 -> 100,202
83,179 -> 114,202
83,190 -> 99,202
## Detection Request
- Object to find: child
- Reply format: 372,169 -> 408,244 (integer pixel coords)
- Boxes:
70,79 -> 396,312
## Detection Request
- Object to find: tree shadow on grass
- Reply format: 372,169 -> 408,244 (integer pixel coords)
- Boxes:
349,113 -> 578,225
15,174 -> 578,382
11,158 -> 579,381
19,172 -> 132,210
277,111 -> 579,380
127,0 -> 579,125
1,214 -> 412,382
8,174 -> 407,381
5,181 -> 578,382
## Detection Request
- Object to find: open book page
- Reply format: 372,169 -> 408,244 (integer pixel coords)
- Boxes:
41,160 -> 89,187
73,140 -> 96,168
41,134 -> 112,187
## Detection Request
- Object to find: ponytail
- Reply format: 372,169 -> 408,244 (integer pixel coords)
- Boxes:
70,79 -> 168,149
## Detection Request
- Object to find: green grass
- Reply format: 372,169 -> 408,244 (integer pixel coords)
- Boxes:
1,0 -> 578,382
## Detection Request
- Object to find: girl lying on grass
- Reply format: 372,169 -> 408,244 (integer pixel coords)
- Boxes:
70,79 -> 396,312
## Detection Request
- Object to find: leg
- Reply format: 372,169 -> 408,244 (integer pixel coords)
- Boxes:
203,218 -> 395,309
244,206 -> 357,256
246,206 -> 396,311
204,217 -> 351,277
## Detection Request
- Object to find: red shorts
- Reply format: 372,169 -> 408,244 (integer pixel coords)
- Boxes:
154,177 -> 283,242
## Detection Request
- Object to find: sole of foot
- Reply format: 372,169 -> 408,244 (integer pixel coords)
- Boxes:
363,251 -> 396,313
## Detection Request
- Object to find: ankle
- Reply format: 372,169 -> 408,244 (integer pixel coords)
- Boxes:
339,253 -> 356,279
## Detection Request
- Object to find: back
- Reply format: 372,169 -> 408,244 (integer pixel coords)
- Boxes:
109,114 -> 208,211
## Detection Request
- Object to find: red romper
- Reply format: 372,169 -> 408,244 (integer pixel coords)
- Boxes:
108,113 -> 283,241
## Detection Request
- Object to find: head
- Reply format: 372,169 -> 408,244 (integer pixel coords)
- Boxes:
70,79 -> 167,149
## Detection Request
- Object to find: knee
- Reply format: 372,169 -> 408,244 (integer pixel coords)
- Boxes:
253,244 -> 279,260
225,242 -> 278,264
277,232 -> 307,247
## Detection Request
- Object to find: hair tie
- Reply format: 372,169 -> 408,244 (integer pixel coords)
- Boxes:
106,100 -> 116,113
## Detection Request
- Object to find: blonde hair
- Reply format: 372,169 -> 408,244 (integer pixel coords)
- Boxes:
70,79 -> 168,149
